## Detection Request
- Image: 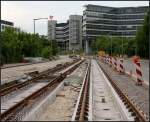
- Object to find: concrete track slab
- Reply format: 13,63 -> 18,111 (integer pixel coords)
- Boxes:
1,82 -> 48,114
91,60 -> 133,121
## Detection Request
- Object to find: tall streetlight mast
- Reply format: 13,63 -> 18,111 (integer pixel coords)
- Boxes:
122,31 -> 123,56
33,17 -> 48,34
110,34 -> 112,56
135,25 -> 138,55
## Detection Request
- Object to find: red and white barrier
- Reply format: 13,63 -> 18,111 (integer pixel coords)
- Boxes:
109,57 -> 112,67
113,57 -> 118,70
119,59 -> 125,73
134,60 -> 143,85
106,57 -> 109,64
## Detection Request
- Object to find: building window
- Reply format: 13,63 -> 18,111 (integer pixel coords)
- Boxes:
2,25 -> 5,30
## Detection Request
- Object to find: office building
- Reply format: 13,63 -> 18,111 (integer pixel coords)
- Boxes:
1,20 -> 14,31
83,4 -> 149,54
56,21 -> 69,51
47,20 -> 57,40
1,20 -> 20,32
47,15 -> 82,52
69,15 -> 82,50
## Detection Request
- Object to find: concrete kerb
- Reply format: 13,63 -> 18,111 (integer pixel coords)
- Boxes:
96,61 -> 134,121
23,81 -> 65,121
88,62 -> 93,121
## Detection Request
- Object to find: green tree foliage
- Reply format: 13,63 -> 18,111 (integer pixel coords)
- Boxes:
41,46 -> 52,58
1,27 -> 58,64
51,40 -> 58,56
135,11 -> 149,58
91,11 -> 149,58
91,35 -> 136,56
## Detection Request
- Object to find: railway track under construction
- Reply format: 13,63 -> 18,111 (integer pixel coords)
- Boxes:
1,59 -> 84,121
1,58 -> 148,121
71,59 -> 148,122
1,59 -> 78,96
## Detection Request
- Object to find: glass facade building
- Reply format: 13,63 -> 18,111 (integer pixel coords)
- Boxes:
83,4 -> 149,54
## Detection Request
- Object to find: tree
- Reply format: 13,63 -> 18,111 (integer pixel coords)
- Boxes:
135,11 -> 149,58
1,27 -> 59,64
41,46 -> 52,58
51,40 -> 58,55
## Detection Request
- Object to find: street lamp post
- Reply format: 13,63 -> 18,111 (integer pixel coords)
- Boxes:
135,25 -> 138,55
110,35 -> 112,56
33,19 -> 36,34
33,17 -> 48,34
108,32 -> 112,56
122,31 -> 123,56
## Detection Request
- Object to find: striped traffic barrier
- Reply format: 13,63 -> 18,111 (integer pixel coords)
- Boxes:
103,56 -> 106,63
106,57 -> 109,64
133,56 -> 143,85
109,56 -> 113,67
134,60 -> 143,85
113,57 -> 118,71
119,59 -> 125,74
104,56 -> 107,63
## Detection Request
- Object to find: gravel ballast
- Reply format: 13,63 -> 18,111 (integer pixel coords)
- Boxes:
97,59 -> 149,118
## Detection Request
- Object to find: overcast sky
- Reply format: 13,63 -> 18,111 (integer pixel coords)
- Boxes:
1,1 -> 149,35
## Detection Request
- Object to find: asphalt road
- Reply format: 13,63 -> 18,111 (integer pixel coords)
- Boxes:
124,59 -> 149,84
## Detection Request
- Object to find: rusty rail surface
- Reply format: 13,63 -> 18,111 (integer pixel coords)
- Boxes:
0,60 -> 79,96
1,59 -> 84,121
72,61 -> 90,121
96,59 -> 148,122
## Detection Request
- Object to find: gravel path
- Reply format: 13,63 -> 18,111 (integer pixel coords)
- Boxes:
97,59 -> 149,118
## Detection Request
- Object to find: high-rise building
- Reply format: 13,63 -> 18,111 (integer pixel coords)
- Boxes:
47,15 -> 82,52
55,21 -> 69,51
82,4 -> 149,54
69,15 -> 82,51
47,20 -> 57,40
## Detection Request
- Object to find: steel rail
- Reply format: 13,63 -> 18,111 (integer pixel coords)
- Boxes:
71,60 -> 90,121
96,59 -> 148,122
0,60 -> 79,96
1,59 -> 84,121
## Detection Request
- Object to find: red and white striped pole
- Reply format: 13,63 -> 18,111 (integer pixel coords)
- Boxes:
133,56 -> 143,85
104,56 -> 107,63
119,59 -> 125,73
113,57 -> 118,71
106,57 -> 109,64
109,56 -> 112,67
